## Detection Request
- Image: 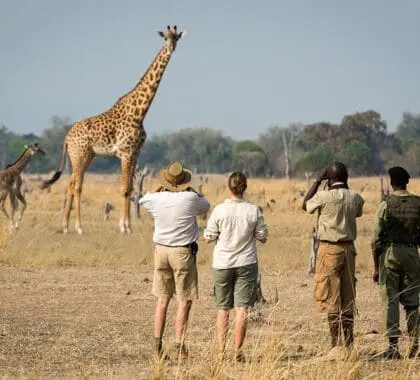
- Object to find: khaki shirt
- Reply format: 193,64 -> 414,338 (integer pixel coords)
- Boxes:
371,190 -> 412,251
306,188 -> 364,242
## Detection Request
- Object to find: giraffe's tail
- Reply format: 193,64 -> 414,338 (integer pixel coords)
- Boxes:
40,142 -> 67,190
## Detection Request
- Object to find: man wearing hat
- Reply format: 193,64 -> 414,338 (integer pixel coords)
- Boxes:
302,162 -> 364,355
139,161 -> 210,359
372,166 -> 420,359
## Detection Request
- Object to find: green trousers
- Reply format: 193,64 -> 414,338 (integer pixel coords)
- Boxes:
379,245 -> 420,339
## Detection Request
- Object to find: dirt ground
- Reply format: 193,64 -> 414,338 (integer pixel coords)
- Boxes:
0,176 -> 419,379
0,265 -> 418,379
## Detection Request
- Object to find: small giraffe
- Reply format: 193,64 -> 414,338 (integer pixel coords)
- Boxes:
0,143 -> 45,229
41,25 -> 185,234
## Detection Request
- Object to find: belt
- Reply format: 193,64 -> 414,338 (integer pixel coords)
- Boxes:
156,242 -> 195,248
386,242 -> 418,248
319,240 -> 353,244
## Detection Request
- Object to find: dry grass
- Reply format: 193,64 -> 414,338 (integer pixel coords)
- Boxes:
0,174 -> 419,379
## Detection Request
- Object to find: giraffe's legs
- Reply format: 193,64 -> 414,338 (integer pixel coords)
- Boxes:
9,192 -> 17,229
73,153 -> 94,235
120,157 -> 136,234
0,191 -> 11,220
63,151 -> 93,234
62,176 -> 75,234
73,169 -> 86,235
13,188 -> 27,229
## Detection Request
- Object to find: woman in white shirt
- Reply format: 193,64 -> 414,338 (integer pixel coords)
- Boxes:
204,172 -> 268,361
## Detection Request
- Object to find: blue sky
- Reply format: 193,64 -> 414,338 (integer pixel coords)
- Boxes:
1,0 -> 419,139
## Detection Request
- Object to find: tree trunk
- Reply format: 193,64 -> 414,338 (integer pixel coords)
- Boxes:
282,131 -> 290,180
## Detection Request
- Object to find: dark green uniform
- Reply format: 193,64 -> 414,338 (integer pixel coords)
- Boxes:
372,191 -> 420,340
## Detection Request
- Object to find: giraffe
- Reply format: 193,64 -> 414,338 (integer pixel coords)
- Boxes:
0,143 -> 45,229
41,25 -> 185,234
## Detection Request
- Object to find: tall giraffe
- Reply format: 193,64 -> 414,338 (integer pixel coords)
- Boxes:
41,25 -> 185,234
0,144 -> 45,229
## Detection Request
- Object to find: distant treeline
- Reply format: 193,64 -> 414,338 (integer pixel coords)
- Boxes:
1,110 -> 420,177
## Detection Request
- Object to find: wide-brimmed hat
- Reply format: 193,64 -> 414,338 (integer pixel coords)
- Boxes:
158,161 -> 192,191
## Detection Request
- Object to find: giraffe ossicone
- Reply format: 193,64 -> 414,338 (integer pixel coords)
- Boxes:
41,26 -> 185,234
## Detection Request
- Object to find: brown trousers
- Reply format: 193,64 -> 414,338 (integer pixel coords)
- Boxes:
314,241 -> 356,314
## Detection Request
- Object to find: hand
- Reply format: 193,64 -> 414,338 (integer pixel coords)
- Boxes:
372,270 -> 379,284
317,167 -> 329,181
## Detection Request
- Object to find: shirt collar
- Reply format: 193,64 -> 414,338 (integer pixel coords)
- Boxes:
392,190 -> 410,196
225,198 -> 245,203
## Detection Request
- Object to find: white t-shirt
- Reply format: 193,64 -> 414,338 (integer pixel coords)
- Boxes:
139,190 -> 210,246
203,199 -> 268,269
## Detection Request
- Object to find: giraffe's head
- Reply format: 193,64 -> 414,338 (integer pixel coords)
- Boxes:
158,25 -> 185,51
25,143 -> 46,156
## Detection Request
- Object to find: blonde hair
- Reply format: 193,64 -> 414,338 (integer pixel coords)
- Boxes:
228,172 -> 247,196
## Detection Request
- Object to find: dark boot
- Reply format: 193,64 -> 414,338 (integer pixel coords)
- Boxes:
378,337 -> 401,360
408,338 -> 418,359
327,313 -> 340,348
174,342 -> 189,360
153,337 -> 169,360
406,306 -> 419,359
342,314 -> 354,348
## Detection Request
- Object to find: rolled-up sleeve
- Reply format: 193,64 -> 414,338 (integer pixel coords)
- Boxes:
305,193 -> 323,214
371,201 -> 387,251
138,192 -> 153,213
254,208 -> 268,241
203,207 -> 219,241
194,196 -> 211,215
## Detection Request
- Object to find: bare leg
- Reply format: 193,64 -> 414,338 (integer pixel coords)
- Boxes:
216,309 -> 230,354
154,297 -> 170,339
120,158 -> 135,234
234,307 -> 248,359
175,300 -> 192,345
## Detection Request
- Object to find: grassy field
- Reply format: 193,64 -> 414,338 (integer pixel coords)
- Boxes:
0,174 -> 419,379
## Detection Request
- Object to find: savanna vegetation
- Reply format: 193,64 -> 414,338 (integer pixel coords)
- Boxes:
2,110 -> 420,178
0,175 -> 419,378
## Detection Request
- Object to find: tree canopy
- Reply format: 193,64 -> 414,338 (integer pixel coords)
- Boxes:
1,109 -> 419,177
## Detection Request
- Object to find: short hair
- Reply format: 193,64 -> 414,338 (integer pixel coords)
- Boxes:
328,162 -> 348,182
228,172 -> 247,196
388,166 -> 410,187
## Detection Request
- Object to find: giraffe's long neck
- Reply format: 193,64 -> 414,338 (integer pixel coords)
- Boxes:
5,148 -> 28,169
9,151 -> 33,174
116,45 -> 174,124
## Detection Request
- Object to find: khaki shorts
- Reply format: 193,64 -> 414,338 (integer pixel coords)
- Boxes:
152,244 -> 198,300
213,263 -> 258,310
314,242 -> 356,314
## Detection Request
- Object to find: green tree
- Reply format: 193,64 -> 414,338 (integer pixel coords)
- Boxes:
233,140 -> 267,177
295,143 -> 335,173
0,125 -> 12,168
396,112 -> 420,144
335,141 -> 372,175
259,124 -> 302,178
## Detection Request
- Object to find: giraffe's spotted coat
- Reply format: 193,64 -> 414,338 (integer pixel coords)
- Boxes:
41,26 -> 185,234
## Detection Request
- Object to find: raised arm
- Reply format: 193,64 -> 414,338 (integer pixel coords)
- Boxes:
302,168 -> 328,211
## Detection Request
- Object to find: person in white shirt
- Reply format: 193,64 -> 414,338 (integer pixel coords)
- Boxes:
203,172 -> 268,361
139,161 -> 210,359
